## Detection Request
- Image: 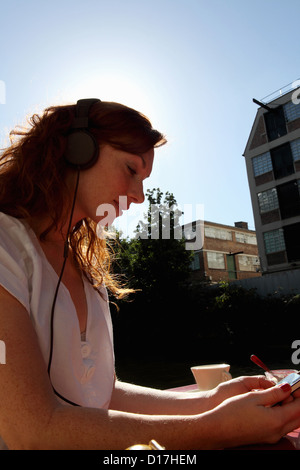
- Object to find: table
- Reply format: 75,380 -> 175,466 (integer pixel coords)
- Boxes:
168,383 -> 300,450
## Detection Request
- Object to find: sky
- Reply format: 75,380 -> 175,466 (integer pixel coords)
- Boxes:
1,0 -> 300,236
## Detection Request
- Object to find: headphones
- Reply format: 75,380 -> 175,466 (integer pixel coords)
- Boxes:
65,98 -> 101,170
48,98 -> 101,406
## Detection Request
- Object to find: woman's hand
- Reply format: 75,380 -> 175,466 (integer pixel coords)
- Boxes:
207,382 -> 300,448
208,375 -> 274,408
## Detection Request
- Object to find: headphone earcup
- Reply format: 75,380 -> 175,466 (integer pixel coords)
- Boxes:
65,98 -> 100,170
65,129 -> 99,170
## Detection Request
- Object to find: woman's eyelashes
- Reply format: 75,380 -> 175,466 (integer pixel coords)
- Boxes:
127,165 -> 137,175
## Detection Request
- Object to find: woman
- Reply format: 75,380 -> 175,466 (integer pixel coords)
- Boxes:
0,98 -> 299,450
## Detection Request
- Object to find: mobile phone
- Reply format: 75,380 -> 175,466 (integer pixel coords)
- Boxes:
277,373 -> 300,393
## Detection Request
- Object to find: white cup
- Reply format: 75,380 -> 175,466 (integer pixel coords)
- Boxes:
191,363 -> 232,390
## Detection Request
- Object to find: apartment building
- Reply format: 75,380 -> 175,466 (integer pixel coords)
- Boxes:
243,83 -> 300,274
184,220 -> 260,283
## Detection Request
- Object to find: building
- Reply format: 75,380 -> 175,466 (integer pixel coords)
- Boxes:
243,82 -> 300,274
184,220 -> 261,283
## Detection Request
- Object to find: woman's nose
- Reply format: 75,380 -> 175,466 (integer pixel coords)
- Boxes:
129,181 -> 145,204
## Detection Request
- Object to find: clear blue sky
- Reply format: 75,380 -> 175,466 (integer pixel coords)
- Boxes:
1,0 -> 299,234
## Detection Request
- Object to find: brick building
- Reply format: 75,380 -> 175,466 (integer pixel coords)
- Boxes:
243,83 -> 300,274
184,220 -> 261,283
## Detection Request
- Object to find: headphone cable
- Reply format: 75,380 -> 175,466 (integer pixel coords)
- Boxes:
47,167 -> 81,406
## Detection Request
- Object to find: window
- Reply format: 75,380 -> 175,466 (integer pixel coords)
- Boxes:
206,252 -> 225,269
284,101 -> 300,122
284,222 -> 300,262
270,143 -> 294,179
235,232 -> 257,244
191,251 -> 200,270
291,138 -> 300,162
226,254 -> 237,280
257,188 -> 279,213
252,152 -> 272,177
264,107 -> 287,141
265,221 -> 300,264
238,255 -> 260,272
204,226 -> 232,241
277,180 -> 300,219
263,229 -> 286,254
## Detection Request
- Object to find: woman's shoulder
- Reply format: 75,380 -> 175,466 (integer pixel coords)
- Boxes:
0,211 -> 28,228
0,212 -> 36,258
0,213 -> 38,312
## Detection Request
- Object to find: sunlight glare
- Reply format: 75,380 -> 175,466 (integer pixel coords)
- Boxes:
51,74 -> 156,119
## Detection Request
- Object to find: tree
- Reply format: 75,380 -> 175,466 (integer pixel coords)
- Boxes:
111,189 -> 194,360
114,188 -> 193,300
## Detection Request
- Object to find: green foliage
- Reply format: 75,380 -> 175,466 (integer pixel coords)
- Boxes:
110,188 -> 197,360
112,188 -> 193,300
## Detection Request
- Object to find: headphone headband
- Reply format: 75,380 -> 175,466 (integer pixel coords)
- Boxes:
72,98 -> 101,129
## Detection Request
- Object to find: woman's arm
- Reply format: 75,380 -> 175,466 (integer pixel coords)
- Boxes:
109,375 -> 275,416
0,286 -> 194,449
0,287 -> 217,450
0,285 -> 214,449
110,379 -> 214,415
48,383 -> 300,450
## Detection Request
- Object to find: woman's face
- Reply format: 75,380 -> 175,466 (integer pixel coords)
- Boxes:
74,144 -> 154,225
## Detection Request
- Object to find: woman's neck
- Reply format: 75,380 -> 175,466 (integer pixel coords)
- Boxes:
27,215 -> 67,244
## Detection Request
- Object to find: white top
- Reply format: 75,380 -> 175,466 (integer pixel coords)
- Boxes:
0,212 -> 115,448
